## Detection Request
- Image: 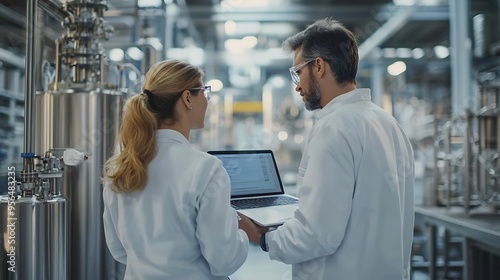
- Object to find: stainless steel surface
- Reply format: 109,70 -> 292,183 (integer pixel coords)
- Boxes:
36,88 -> 125,280
0,195 -> 69,280
415,206 -> 500,280
415,206 -> 500,251
23,0 -> 37,154
31,1 -> 126,278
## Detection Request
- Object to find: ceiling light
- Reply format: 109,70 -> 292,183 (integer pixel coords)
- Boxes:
393,0 -> 444,5
277,131 -> 288,141
127,47 -> 144,61
136,37 -> 163,51
207,79 -> 224,92
294,134 -> 304,144
393,0 -> 416,5
138,0 -> 162,8
387,61 -> 407,76
383,48 -> 397,58
109,48 -> 124,62
224,20 -> 236,35
225,37 -> 258,54
128,71 -> 138,81
412,48 -> 425,59
221,0 -> 269,8
434,45 -> 449,58
396,48 -> 412,58
270,76 -> 286,88
224,22 -> 261,36
167,47 -> 205,66
224,39 -> 245,54
242,36 -> 258,49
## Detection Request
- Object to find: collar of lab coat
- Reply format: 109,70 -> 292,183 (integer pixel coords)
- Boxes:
314,88 -> 371,120
156,129 -> 191,147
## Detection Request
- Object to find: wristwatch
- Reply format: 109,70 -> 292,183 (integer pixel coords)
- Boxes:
259,232 -> 268,252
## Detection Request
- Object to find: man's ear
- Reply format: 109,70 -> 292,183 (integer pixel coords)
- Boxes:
315,57 -> 327,78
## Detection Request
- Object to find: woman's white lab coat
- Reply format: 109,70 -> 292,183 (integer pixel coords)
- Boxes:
103,129 -> 248,280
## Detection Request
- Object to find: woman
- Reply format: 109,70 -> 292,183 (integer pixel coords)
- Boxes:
102,60 -> 256,279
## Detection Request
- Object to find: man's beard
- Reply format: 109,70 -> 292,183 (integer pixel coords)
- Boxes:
304,73 -> 322,111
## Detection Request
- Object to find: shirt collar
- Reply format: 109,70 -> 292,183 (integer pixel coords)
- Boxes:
156,129 -> 191,147
314,88 -> 371,120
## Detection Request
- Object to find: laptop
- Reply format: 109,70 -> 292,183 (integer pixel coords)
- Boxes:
207,150 -> 299,227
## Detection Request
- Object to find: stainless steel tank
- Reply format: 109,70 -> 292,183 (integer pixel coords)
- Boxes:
36,87 -> 124,279
0,195 -> 68,280
33,0 -> 126,278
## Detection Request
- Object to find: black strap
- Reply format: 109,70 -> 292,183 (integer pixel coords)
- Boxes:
143,89 -> 153,98
260,232 -> 268,252
142,89 -> 158,113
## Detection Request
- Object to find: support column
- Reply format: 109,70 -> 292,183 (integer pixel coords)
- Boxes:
449,0 -> 473,116
371,62 -> 384,108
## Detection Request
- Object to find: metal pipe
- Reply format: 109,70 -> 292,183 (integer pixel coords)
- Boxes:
38,0 -> 69,22
464,111 -> 471,215
35,10 -> 45,92
24,0 -> 38,154
54,38 -> 61,90
358,1 -> 420,61
446,124 -> 452,208
0,48 -> 24,69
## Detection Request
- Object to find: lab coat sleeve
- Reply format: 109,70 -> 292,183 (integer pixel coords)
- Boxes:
195,163 -> 249,276
102,187 -> 127,264
267,126 -> 355,264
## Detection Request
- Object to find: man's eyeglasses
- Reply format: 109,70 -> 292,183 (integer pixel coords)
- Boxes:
189,85 -> 212,101
289,58 -> 315,85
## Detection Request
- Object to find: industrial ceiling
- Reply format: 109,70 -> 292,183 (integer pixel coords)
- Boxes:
0,0 -> 499,93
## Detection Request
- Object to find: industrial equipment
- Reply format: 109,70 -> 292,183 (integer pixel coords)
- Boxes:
464,68 -> 500,213
434,66 -> 500,214
34,0 -> 127,279
0,148 -> 86,279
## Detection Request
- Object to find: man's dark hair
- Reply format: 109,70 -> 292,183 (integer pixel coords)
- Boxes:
283,18 -> 358,86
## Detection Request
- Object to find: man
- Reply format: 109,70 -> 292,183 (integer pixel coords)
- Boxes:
241,18 -> 415,280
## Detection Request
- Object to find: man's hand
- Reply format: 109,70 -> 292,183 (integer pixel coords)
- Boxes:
237,212 -> 268,244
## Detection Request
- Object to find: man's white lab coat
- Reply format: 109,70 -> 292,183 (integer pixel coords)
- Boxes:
267,88 -> 415,280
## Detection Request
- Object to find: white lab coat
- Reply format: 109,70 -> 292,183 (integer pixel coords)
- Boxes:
103,129 -> 249,280
267,88 -> 415,280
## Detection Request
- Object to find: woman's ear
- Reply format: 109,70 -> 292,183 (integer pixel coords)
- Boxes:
180,90 -> 192,110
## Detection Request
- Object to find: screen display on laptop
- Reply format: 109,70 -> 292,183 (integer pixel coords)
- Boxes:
208,150 -> 284,198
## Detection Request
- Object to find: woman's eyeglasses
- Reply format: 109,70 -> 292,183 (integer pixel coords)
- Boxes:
189,85 -> 212,101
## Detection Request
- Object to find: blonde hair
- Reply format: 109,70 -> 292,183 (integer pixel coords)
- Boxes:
103,60 -> 204,192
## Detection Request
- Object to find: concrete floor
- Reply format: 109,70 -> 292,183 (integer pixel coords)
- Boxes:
231,243 -> 291,280
230,243 -> 430,280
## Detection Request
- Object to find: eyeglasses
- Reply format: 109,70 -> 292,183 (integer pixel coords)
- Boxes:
289,58 -> 315,85
189,85 -> 212,101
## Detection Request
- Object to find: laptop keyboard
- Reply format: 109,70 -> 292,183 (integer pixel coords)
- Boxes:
231,196 -> 298,210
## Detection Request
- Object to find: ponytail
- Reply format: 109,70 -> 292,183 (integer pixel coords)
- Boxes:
103,94 -> 158,192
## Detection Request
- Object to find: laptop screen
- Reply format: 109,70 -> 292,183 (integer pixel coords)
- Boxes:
207,150 -> 284,198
